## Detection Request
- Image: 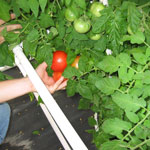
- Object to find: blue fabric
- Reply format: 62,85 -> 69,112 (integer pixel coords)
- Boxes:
0,103 -> 11,144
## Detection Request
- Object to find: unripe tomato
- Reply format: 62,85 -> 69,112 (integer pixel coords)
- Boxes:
53,71 -> 63,82
74,16 -> 91,34
90,33 -> 101,40
51,51 -> 67,72
71,56 -> 80,69
127,26 -> 134,35
90,2 -> 105,17
65,8 -> 77,22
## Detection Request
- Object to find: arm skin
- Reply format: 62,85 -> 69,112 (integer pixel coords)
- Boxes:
0,62 -> 67,103
0,77 -> 33,103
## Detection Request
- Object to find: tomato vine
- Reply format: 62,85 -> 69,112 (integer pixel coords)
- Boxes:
1,0 -> 150,149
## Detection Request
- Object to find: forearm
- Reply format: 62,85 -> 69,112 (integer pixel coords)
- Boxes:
0,77 -> 33,103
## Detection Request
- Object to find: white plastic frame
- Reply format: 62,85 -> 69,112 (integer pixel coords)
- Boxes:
13,45 -> 88,150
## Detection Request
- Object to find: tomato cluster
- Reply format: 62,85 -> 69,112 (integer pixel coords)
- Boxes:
65,1 -> 105,37
51,50 -> 80,81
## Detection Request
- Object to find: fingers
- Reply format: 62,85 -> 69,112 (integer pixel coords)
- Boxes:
56,80 -> 68,91
49,77 -> 67,94
0,20 -> 5,26
10,13 -> 16,20
0,36 -> 5,44
0,24 -> 22,32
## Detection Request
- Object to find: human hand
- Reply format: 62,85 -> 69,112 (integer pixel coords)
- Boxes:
0,13 -> 22,44
35,62 -> 67,94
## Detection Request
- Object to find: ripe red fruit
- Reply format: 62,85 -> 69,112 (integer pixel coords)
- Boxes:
52,71 -> 63,82
51,51 -> 67,72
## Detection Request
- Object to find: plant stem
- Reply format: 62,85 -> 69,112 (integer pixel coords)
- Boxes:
140,62 -> 150,73
122,112 -> 150,141
138,2 -> 150,9
116,89 -> 125,94
55,0 -> 61,9
144,40 -> 150,48
132,139 -> 150,150
128,66 -> 139,74
19,22 -> 30,35
125,80 -> 135,94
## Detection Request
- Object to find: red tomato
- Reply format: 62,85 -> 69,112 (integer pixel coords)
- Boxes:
53,71 -> 63,82
71,56 -> 80,69
51,51 -> 67,72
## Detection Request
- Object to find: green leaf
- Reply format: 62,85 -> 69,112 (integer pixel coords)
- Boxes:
95,77 -> 120,95
28,0 -> 39,17
65,0 -> 71,7
78,98 -> 90,110
132,52 -> 147,65
97,56 -> 120,74
23,40 -> 38,57
117,53 -> 131,67
134,126 -> 147,140
63,66 -> 81,78
118,66 -> 134,83
106,14 -> 121,54
0,42 -> 14,66
16,0 -> 30,13
142,85 -> 150,98
0,0 -> 10,21
130,31 -> 145,44
77,82 -> 93,100
4,32 -> 20,44
146,47 -> 150,58
32,130 -> 40,135
102,118 -> 132,139
142,71 -> 150,84
118,67 -> 134,84
100,140 -> 128,150
66,79 -> 77,97
144,120 -> 150,128
125,110 -> 139,123
92,16 -> 106,34
112,92 -> 146,112
39,13 -> 54,28
129,136 -> 141,147
74,0 -> 86,9
11,0 -> 20,17
94,35 -> 107,52
35,44 -> 53,66
88,116 -> 97,127
127,2 -> 142,33
39,0 -> 47,12
26,29 -> 39,41
72,29 -> 88,40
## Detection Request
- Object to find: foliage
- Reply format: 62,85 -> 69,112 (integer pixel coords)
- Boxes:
0,0 -> 150,149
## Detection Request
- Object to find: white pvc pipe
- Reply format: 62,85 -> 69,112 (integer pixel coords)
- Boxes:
13,45 -> 88,150
14,55 -> 71,150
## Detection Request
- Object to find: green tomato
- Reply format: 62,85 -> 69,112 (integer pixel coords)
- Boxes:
90,33 -> 101,40
90,2 -> 105,17
65,8 -> 77,22
74,16 -> 91,34
127,26 -> 134,35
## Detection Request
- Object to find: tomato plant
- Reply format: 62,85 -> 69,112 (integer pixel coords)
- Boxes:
1,0 -> 150,149
53,71 -> 63,82
90,2 -> 105,17
71,56 -> 80,69
74,16 -> 91,33
51,51 -> 67,72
